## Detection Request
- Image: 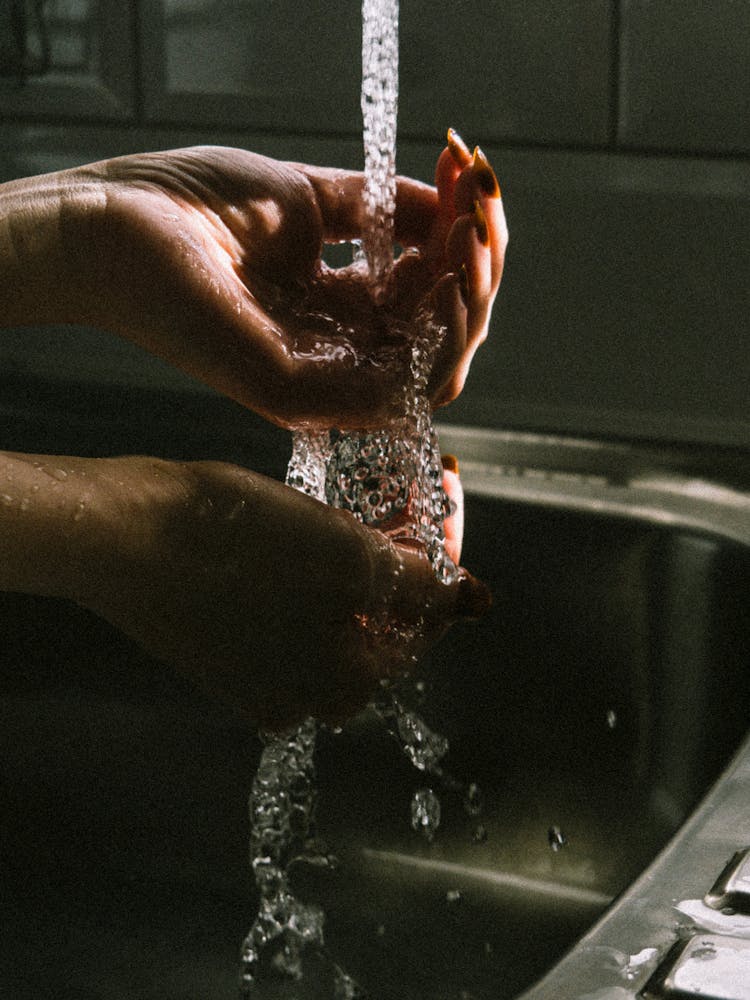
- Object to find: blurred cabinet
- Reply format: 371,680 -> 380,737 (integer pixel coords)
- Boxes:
0,0 -> 135,120
138,0 -> 614,145
399,0 -> 614,146
139,0 -> 362,132
619,0 -> 750,154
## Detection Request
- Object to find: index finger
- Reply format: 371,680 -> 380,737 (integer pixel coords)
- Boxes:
291,163 -> 438,247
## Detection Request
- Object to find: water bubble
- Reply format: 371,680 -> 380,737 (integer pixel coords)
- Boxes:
463,782 -> 484,817
446,889 -> 462,905
411,788 -> 441,842
472,824 -> 488,844
606,708 -> 617,729
392,705 -> 449,773
334,965 -> 369,999
548,825 -> 568,852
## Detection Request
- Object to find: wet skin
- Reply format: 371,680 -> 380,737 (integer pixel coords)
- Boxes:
0,136 -> 505,728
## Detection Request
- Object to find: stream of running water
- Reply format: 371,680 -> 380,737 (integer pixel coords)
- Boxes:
238,3 -> 468,994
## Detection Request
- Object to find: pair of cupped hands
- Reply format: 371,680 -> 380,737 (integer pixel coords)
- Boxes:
4,130 -> 507,730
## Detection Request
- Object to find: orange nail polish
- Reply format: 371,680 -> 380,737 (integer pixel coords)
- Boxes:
441,454 -> 460,475
447,127 -> 472,166
472,146 -> 501,198
473,199 -> 490,246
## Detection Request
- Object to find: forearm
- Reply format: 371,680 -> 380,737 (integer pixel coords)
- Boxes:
0,451 -> 106,600
0,168 -> 105,329
0,451 -> 182,605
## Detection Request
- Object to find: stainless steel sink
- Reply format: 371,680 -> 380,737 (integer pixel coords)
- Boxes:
1,379 -> 749,999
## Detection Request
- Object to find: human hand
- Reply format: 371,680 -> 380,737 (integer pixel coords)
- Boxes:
64,139 -> 505,429
54,455 -> 485,731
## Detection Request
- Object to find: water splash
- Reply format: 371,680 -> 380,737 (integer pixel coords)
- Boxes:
239,0 -> 461,993
378,695 -> 449,775
411,788 -> 442,842
239,718 -> 324,991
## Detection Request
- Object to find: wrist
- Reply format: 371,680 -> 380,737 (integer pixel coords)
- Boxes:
0,166 -> 106,329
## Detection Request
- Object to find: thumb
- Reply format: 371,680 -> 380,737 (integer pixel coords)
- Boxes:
368,533 -> 492,631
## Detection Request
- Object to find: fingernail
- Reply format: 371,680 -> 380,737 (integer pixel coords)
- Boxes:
447,127 -> 472,166
473,199 -> 490,246
457,263 -> 469,306
472,146 -> 501,197
456,574 -> 493,619
441,453 -> 460,475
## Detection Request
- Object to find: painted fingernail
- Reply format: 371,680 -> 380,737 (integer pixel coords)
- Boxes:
473,199 -> 490,246
447,127 -> 472,166
458,263 -> 469,305
456,574 -> 493,619
441,454 -> 460,475
472,146 -> 501,197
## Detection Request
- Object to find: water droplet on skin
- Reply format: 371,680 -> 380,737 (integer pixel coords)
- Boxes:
50,468 -> 68,482
73,500 -> 86,522
226,499 -> 246,521
0,493 -> 13,506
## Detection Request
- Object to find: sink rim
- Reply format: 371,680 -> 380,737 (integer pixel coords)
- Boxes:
437,422 -> 750,552
432,425 -> 750,999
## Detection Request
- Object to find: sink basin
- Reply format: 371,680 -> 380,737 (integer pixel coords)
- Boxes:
1,378 -> 749,999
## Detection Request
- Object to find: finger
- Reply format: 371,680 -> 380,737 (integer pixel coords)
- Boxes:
426,272 -> 468,403
454,147 -> 507,291
430,128 -> 472,260
435,203 -> 494,401
441,455 -> 464,565
394,176 -> 439,247
291,163 -> 437,248
384,543 -> 492,631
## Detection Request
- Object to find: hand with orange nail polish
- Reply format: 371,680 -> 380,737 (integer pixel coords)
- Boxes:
1,144 -> 505,431
4,139 -> 501,529
424,130 -> 508,406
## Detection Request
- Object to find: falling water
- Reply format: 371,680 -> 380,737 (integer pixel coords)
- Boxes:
239,0 -> 460,993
